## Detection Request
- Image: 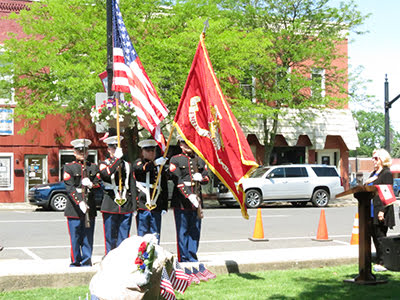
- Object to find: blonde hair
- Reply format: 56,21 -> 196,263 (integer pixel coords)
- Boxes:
373,149 -> 392,167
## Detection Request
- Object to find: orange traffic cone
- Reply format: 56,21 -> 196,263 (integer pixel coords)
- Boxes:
249,208 -> 269,242
350,213 -> 359,245
312,209 -> 332,241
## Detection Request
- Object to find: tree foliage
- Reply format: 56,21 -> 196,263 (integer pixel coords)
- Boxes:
350,110 -> 400,158
1,0 -> 368,161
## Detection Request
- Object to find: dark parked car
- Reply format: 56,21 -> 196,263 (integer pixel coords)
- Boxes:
29,181 -> 103,211
393,178 -> 400,197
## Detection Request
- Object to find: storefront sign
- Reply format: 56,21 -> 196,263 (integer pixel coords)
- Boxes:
0,155 -> 12,190
0,108 -> 13,135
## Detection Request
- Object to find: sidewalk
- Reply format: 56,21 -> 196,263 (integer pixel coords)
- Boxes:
0,245 -> 359,292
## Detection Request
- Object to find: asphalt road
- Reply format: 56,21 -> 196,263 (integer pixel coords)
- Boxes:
1,203 -> 400,261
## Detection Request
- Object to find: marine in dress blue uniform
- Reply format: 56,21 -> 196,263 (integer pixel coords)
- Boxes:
169,137 -> 209,262
133,139 -> 169,244
99,135 -> 137,255
63,139 -> 101,267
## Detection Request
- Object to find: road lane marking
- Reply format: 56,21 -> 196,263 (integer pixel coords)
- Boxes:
21,247 -> 43,260
332,240 -> 350,245
0,215 -> 289,223
0,220 -> 66,223
205,215 -> 288,219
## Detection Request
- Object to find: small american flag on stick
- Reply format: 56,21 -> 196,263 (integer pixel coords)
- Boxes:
170,260 -> 191,294
199,263 -> 217,280
160,267 -> 176,300
192,266 -> 209,281
184,267 -> 200,284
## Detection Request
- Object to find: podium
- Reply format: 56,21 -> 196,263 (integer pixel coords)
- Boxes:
336,185 -> 387,285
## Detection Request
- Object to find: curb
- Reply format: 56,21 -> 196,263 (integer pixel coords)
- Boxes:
0,203 -> 36,211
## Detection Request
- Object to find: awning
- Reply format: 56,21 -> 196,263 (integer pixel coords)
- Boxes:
243,108 -> 360,150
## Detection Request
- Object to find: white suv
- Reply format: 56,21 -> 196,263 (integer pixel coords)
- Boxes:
217,164 -> 344,208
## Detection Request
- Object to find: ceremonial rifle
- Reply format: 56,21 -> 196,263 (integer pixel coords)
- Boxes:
193,156 -> 204,219
82,145 -> 91,228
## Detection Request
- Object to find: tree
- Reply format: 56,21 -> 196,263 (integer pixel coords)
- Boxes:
350,110 -> 400,157
1,0 -> 367,166
0,0 -> 270,133
224,0 -> 368,163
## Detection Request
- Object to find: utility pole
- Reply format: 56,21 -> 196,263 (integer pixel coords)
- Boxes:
385,75 -> 390,152
384,75 -> 400,153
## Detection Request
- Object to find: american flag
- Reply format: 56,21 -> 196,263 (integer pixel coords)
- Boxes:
160,267 -> 176,300
170,260 -> 191,294
184,267 -> 200,284
192,267 -> 209,281
112,0 -> 169,152
199,263 -> 217,280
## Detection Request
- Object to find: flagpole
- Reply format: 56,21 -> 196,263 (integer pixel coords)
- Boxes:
148,126 -> 175,209
115,93 -> 123,193
106,0 -> 113,98
108,0 -> 123,195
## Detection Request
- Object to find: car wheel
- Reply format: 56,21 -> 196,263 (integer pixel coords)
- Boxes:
50,193 -> 68,211
245,189 -> 262,208
291,201 -> 308,207
311,189 -> 330,207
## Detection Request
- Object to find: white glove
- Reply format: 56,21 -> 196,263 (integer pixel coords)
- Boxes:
81,177 -> 93,189
79,201 -> 88,214
114,147 -> 123,159
188,194 -> 199,208
193,173 -> 203,182
154,157 -> 168,166
133,211 -> 138,217
161,210 -> 167,215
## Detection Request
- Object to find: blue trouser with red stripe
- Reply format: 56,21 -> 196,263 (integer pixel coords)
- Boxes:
174,208 -> 201,262
136,210 -> 162,243
67,217 -> 95,267
102,212 -> 132,254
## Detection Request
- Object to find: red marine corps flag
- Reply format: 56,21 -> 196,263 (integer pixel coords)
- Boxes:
173,32 -> 258,219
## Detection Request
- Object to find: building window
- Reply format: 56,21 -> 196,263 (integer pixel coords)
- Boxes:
59,150 -> 98,180
0,153 -> 14,191
311,68 -> 325,98
240,76 -> 256,103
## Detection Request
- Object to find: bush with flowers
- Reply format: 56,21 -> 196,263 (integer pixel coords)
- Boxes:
90,99 -> 136,126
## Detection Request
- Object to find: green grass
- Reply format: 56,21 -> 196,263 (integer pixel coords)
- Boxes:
2,265 -> 400,299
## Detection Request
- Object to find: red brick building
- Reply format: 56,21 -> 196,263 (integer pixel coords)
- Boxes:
0,1 -> 106,203
244,40 -> 359,189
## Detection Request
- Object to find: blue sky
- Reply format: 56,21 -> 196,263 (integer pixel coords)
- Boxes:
343,0 -> 400,130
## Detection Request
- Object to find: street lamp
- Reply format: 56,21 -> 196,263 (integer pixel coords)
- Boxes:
384,75 -> 400,153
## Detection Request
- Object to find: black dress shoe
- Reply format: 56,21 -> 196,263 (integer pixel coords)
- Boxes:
0,246 -> 3,252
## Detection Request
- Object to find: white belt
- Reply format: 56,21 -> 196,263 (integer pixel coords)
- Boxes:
76,188 -> 82,193
137,181 -> 155,189
103,182 -> 114,190
184,181 -> 194,186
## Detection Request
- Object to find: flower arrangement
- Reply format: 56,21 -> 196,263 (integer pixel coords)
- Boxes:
90,99 -> 136,126
135,241 -> 155,272
131,236 -> 157,286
